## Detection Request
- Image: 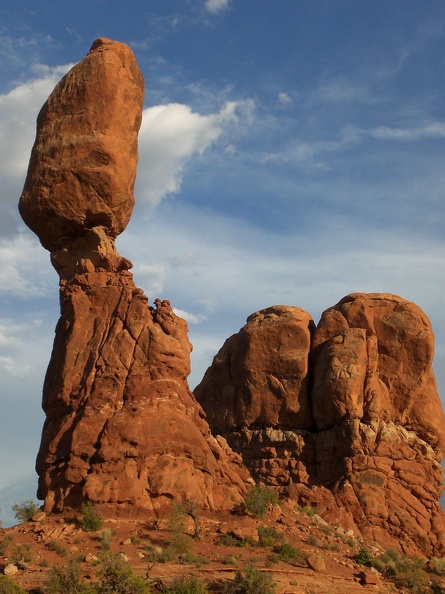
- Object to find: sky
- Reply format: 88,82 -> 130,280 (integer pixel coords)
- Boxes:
0,1 -> 444,527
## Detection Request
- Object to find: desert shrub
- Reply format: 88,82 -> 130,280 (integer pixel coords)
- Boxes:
0,534 -> 13,556
273,543 -> 307,565
220,555 -> 238,566
307,534 -> 319,547
47,539 -> 67,557
80,502 -> 104,532
47,559 -> 96,594
430,557 -> 445,576
431,580 -> 444,594
219,533 -> 251,548
319,524 -> 332,535
295,504 -> 316,517
10,543 -> 33,565
11,500 -> 40,523
387,556 -> 428,593
355,546 -> 372,566
164,575 -> 207,594
143,542 -> 175,564
244,486 -> 278,519
257,526 -> 284,548
96,552 -> 147,594
166,505 -> 193,556
99,528 -> 115,551
224,565 -> 275,594
0,575 -> 27,594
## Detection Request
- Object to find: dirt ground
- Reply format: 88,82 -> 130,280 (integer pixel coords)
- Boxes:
1,501 -> 443,593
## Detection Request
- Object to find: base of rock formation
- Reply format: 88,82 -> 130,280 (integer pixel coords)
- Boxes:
37,239 -> 250,514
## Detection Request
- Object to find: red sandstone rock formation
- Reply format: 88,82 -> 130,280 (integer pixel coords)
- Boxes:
19,38 -> 249,514
195,294 -> 445,555
199,306 -> 315,434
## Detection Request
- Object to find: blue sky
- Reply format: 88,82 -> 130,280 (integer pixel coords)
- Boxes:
1,1 -> 444,527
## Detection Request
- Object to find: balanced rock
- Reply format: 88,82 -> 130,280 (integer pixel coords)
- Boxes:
19,39 -> 249,514
195,293 -> 445,555
19,38 -> 144,251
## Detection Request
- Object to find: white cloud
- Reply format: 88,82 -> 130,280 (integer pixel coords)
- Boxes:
369,122 -> 445,141
173,307 -> 207,325
136,100 -> 254,207
204,0 -> 229,14
278,92 -> 293,106
0,234 -> 54,297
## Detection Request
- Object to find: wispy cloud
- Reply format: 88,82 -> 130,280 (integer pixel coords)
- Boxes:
204,0 -> 229,14
0,234 -> 54,297
136,99 -> 255,207
369,122 -> 445,141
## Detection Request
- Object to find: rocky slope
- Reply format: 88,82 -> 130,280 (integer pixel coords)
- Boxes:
3,503 -> 443,594
18,38 -> 249,515
195,294 -> 445,556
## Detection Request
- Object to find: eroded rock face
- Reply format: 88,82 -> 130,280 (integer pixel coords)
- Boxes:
196,306 -> 315,434
19,39 -> 249,514
195,294 -> 445,555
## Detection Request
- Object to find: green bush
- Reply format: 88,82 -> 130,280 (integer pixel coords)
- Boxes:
307,534 -> 319,547
355,546 -> 372,566
164,576 -> 207,594
80,502 -> 104,532
10,543 -> 33,565
220,555 -> 238,566
224,565 -> 275,594
47,539 -> 67,557
257,526 -> 284,548
219,532 -> 251,548
430,557 -> 445,576
295,504 -> 316,517
166,506 -> 193,556
99,528 -> 115,551
11,500 -> 40,524
386,555 -> 428,593
244,486 -> 278,519
431,580 -> 444,594
273,543 -> 307,564
96,552 -> 147,594
0,575 -> 27,594
47,559 -> 96,594
0,534 -> 13,556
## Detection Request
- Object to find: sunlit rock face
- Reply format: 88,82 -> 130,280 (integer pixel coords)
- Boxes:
195,293 -> 445,556
19,38 -> 250,515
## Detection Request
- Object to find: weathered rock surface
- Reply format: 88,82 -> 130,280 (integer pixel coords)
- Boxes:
195,293 -> 445,555
19,38 -> 249,514
19,38 -> 144,252
198,305 -> 315,434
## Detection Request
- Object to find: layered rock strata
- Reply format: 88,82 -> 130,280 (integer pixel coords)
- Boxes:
19,38 -> 249,514
195,294 -> 445,555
